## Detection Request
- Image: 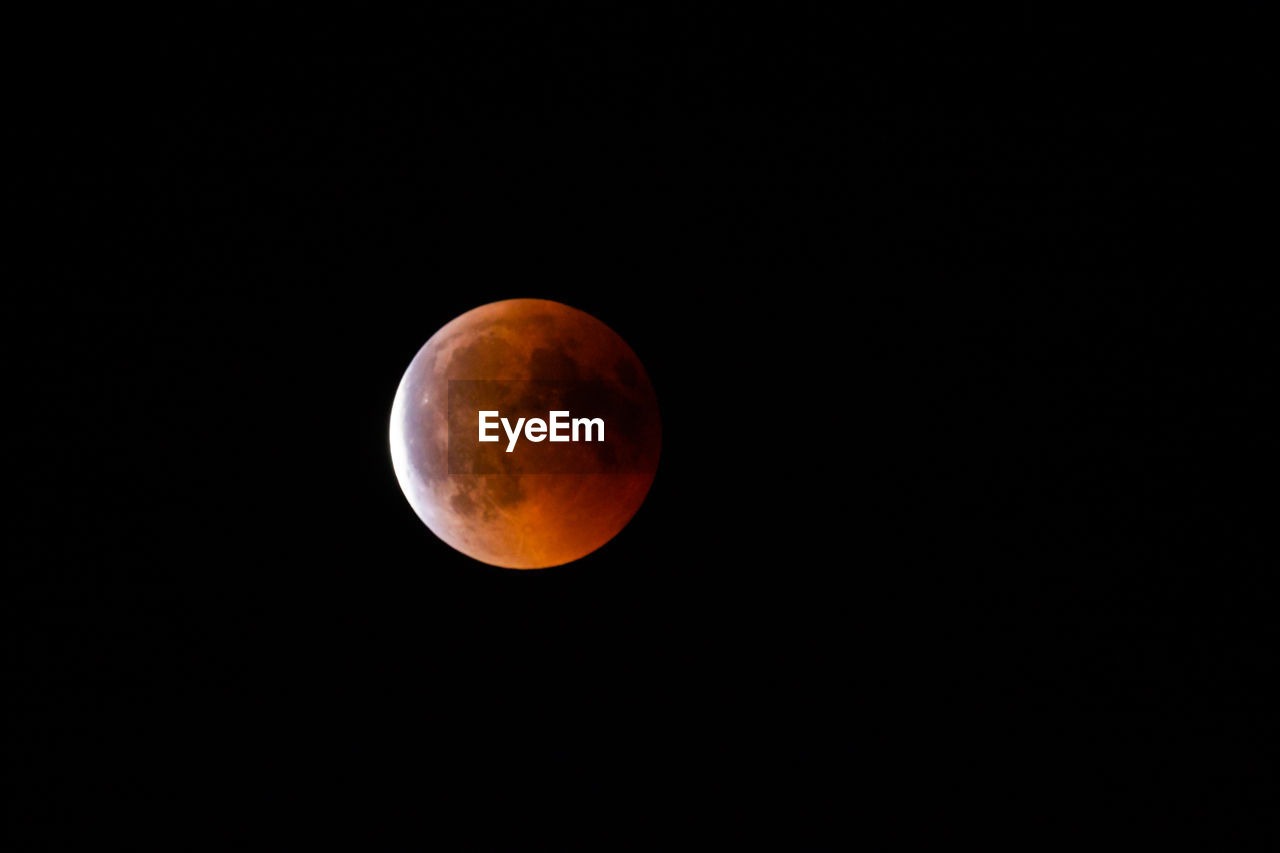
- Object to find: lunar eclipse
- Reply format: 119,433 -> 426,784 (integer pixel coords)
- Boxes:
390,299 -> 661,569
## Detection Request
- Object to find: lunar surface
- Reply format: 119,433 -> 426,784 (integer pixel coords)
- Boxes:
389,299 -> 661,569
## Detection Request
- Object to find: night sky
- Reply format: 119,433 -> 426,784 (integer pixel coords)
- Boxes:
12,8 -> 1274,848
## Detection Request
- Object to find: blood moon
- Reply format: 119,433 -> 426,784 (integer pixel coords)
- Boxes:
389,299 -> 661,569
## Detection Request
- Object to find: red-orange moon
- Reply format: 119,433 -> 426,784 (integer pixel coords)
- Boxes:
389,299 -> 661,569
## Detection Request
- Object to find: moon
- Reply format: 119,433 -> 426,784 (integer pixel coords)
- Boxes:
389,299 -> 661,569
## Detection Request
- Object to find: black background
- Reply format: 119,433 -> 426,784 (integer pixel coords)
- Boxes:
11,8 -> 1275,848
